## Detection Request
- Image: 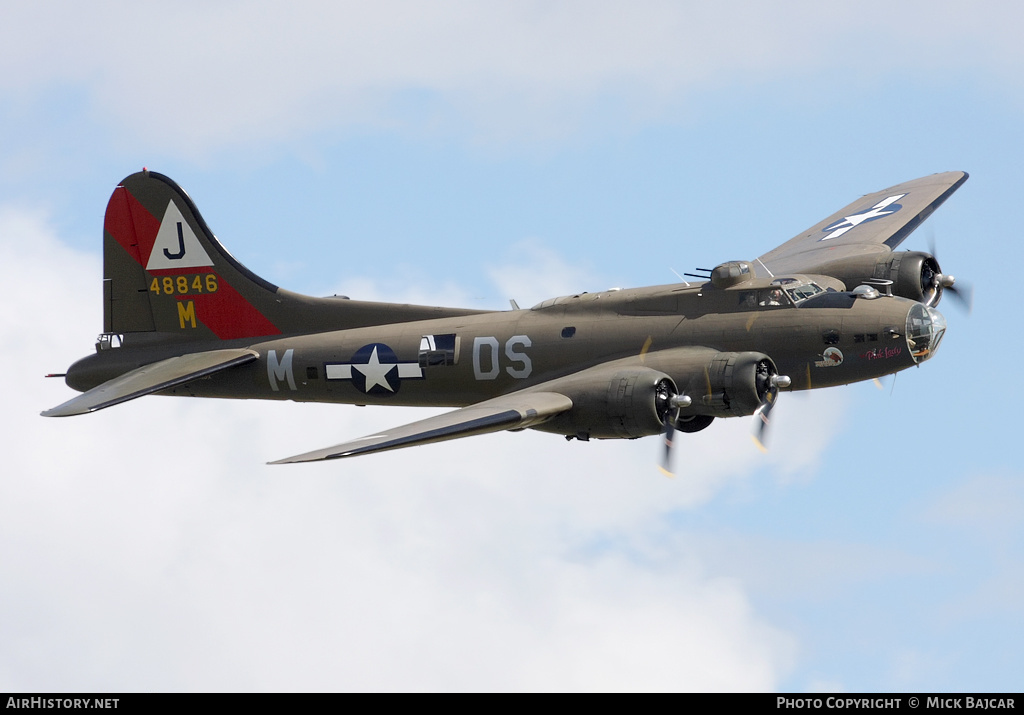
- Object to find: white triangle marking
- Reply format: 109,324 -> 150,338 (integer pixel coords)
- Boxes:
146,202 -> 214,270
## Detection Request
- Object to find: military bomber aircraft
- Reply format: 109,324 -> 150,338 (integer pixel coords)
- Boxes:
43,170 -> 968,469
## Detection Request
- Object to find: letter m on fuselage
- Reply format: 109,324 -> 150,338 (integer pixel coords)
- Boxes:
267,349 -> 296,391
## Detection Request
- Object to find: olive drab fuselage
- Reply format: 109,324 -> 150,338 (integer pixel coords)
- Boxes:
67,276 -> 932,410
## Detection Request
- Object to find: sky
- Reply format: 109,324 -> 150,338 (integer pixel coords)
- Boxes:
1,1 -> 1021,692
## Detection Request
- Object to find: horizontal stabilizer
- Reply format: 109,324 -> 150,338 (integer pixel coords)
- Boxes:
42,348 -> 259,417
271,391 -> 573,464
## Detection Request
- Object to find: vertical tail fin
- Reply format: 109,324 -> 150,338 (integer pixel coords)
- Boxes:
104,170 -> 283,342
102,170 -> 485,345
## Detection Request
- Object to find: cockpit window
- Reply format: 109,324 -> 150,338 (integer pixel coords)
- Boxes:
737,281 -> 824,310
738,289 -> 789,308
784,282 -> 824,304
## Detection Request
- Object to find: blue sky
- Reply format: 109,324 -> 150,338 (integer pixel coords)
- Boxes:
2,1 -> 1021,692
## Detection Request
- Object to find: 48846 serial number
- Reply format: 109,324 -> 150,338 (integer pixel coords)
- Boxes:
149,274 -> 219,295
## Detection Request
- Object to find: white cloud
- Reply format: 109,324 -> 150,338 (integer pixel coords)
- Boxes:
923,472 -> 1024,540
666,529 -> 925,604
2,2 -> 1022,154
919,473 -> 1024,620
328,270 -> 480,310
1,209 -> 845,690
486,239 -> 600,308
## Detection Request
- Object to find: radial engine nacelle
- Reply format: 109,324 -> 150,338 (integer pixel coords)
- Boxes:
530,350 -> 783,441
818,251 -> 956,307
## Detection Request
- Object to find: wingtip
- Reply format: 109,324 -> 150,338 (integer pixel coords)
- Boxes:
267,455 -> 311,465
40,406 -> 76,418
267,451 -> 341,465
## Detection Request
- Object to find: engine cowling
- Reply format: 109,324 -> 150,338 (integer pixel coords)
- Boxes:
887,251 -> 943,306
690,351 -> 779,418
529,351 -> 782,440
532,366 -> 677,440
817,251 -> 944,307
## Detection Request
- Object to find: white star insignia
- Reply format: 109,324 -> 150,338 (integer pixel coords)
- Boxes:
821,193 -> 907,241
352,346 -> 396,392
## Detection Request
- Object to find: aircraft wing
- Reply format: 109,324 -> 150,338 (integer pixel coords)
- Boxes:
42,348 -> 259,417
270,391 -> 573,464
755,171 -> 968,277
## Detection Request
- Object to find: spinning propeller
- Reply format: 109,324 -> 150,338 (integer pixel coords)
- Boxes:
656,363 -> 791,476
927,239 -> 973,313
751,361 -> 791,452
656,379 -> 691,477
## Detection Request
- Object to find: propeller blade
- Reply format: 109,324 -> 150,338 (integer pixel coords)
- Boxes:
928,237 -> 972,313
751,394 -> 775,453
751,374 -> 789,452
659,413 -> 676,478
656,389 -> 690,478
945,281 -> 973,313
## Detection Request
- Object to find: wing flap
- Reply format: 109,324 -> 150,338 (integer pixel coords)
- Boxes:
271,391 -> 573,464
41,348 -> 259,417
756,171 -> 968,277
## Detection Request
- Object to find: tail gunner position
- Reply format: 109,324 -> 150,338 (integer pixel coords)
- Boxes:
44,170 -> 968,470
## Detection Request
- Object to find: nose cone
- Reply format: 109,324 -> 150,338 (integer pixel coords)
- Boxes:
906,303 -> 947,363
